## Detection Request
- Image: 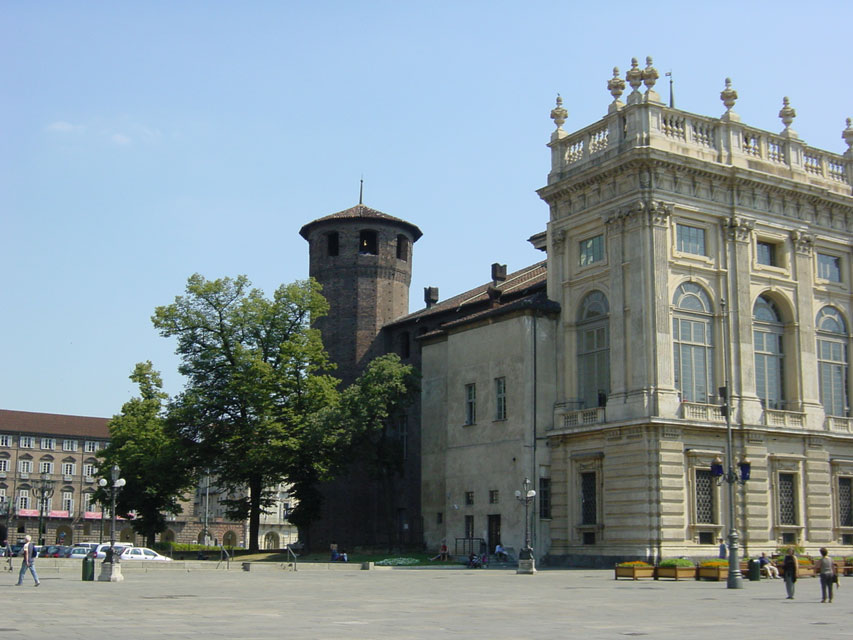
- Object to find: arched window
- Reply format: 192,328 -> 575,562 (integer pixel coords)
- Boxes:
359,230 -> 378,255
672,283 -> 714,403
816,307 -> 849,417
577,291 -> 610,408
753,295 -> 785,410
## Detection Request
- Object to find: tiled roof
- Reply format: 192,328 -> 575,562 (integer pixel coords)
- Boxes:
299,204 -> 423,241
392,260 -> 548,325
0,409 -> 110,439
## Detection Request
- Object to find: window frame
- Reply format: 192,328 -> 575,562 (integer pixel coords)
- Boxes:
494,377 -> 506,421
578,233 -> 605,267
464,383 -> 477,425
676,223 -> 706,256
672,283 -> 715,404
817,252 -> 842,283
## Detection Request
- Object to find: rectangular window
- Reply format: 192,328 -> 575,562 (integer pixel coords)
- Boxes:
0,488 -> 5,503
695,469 -> 716,524
39,461 -> 53,474
464,383 -> 477,425
18,460 -> 32,473
488,490 -> 499,504
18,490 -> 29,511
62,462 -> 76,476
19,436 -> 33,448
676,224 -> 706,256
62,491 -> 74,512
0,460 -> 7,472
818,253 -> 841,282
539,478 -> 551,519
839,477 -> 853,528
83,493 -> 95,512
579,234 -> 604,266
84,441 -> 98,453
436,512 -> 443,525
41,438 -> 55,450
326,231 -> 339,257
62,439 -> 78,451
494,377 -> 506,420
465,491 -> 474,506
756,241 -> 778,266
84,463 -> 97,478
0,435 -> 10,447
464,515 -> 474,538
580,472 -> 597,525
779,473 -> 798,525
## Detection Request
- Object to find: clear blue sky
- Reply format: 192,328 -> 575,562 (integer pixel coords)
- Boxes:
2,1 -> 850,418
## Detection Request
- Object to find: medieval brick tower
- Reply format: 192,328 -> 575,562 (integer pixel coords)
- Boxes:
299,203 -> 422,548
299,203 -> 422,386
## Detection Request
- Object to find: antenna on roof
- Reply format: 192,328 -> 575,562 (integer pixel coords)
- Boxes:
359,176 -> 364,205
665,70 -> 674,108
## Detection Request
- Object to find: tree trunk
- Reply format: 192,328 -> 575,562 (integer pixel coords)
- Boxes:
248,475 -> 263,552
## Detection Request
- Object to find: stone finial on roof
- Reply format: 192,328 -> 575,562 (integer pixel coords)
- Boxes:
625,58 -> 643,104
778,96 -> 797,137
550,94 -> 568,130
720,78 -> 739,122
842,118 -> 853,154
607,67 -> 625,113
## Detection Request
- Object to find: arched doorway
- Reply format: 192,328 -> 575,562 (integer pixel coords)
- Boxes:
263,532 -> 279,550
161,529 -> 175,543
222,530 -> 237,548
55,525 -> 73,546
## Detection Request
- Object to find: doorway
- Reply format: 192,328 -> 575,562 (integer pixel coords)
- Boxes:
487,514 -> 501,555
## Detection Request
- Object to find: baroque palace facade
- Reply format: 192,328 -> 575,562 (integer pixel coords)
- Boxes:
420,58 -> 853,564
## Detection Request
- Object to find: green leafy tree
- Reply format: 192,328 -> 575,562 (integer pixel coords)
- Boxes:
288,354 -> 418,549
153,274 -> 340,552
98,362 -> 194,547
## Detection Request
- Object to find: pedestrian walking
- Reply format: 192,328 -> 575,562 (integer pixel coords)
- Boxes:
3,539 -> 12,572
15,534 -> 39,587
782,547 -> 798,599
817,547 -> 836,603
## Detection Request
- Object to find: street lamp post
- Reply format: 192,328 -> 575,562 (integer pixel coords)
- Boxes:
34,472 -> 55,547
715,298 -> 752,589
97,465 -> 126,582
514,477 -> 537,575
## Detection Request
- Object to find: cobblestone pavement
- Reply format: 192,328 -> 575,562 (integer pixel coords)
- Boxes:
1,564 -> 849,639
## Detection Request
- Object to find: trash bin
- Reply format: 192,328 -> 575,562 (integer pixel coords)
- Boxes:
747,558 -> 761,581
82,553 -> 95,581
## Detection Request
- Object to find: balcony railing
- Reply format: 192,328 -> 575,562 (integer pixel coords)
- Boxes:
826,416 -> 853,433
561,407 -> 606,429
680,402 -> 726,423
547,100 -> 851,196
764,409 -> 806,428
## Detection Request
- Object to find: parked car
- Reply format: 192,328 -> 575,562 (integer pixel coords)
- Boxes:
10,544 -> 23,556
57,545 -> 74,558
120,547 -> 172,562
69,546 -> 92,559
94,543 -> 129,559
41,545 -> 63,558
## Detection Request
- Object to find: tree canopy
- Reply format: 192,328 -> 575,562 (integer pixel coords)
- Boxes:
98,362 -> 194,547
152,274 -> 340,552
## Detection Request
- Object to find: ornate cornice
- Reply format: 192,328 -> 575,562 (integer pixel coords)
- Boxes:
790,229 -> 814,255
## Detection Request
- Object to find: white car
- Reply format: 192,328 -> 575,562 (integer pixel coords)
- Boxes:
94,543 -> 130,559
69,546 -> 92,559
120,547 -> 172,562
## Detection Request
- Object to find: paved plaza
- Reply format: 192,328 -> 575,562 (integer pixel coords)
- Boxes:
1,562 -> 849,639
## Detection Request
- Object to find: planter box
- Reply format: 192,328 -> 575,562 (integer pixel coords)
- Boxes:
697,566 -> 728,581
655,565 -> 696,581
615,565 -> 654,580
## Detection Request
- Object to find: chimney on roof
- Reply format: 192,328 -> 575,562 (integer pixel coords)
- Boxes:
424,286 -> 439,308
491,263 -> 507,286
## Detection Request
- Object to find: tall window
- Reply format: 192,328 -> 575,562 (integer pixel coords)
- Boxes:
464,515 -> 474,538
816,307 -> 849,417
672,283 -> 714,403
18,460 -> 32,473
83,493 -> 95,512
396,235 -> 409,261
577,291 -> 610,408
84,463 -> 97,478
494,377 -> 506,420
39,461 -> 53,474
62,462 -> 76,476
695,469 -> 716,524
0,435 -> 11,447
580,472 -> 597,525
0,459 -> 8,472
539,478 -> 551,519
62,491 -> 74,512
754,295 -> 785,410
839,477 -> 853,528
464,383 -> 476,425
756,241 -> 780,267
18,490 -> 29,510
779,473 -> 797,525
677,224 -> 706,256
579,234 -> 604,266
326,231 -> 339,257
20,436 -> 33,448
62,439 -> 78,451
84,441 -> 98,453
818,253 -> 841,282
41,438 -> 55,450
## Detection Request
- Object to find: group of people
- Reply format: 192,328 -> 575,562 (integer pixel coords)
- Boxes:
781,547 -> 839,603
3,535 -> 40,587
